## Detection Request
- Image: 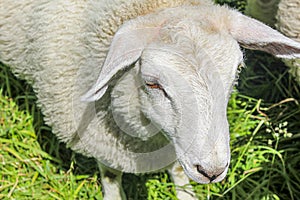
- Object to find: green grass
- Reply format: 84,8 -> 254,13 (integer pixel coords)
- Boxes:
1,2 -> 300,199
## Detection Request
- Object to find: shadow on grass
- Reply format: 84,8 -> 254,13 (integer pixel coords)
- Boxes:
236,51 -> 300,200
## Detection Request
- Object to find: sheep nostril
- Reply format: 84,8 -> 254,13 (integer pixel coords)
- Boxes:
195,165 -> 210,180
195,163 -> 228,182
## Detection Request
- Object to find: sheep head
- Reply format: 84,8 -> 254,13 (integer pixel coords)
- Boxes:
137,44 -> 233,183
82,5 -> 300,183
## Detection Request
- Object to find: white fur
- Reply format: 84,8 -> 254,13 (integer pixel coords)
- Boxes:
1,0 -> 300,199
277,0 -> 300,82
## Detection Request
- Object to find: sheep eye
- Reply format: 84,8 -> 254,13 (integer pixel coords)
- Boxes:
145,82 -> 170,98
145,82 -> 162,90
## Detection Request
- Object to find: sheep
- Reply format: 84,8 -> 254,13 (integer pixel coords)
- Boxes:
277,0 -> 300,41
245,0 -> 300,83
277,0 -> 300,83
1,0 -> 300,199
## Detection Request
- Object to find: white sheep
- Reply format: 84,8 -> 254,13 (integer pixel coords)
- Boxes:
246,0 -> 300,83
1,0 -> 300,199
277,0 -> 300,82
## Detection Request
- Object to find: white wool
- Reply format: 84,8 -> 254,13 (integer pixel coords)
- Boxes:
277,0 -> 300,83
0,0 -> 213,173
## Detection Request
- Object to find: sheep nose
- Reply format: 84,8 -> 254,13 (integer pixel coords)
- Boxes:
195,163 -> 228,182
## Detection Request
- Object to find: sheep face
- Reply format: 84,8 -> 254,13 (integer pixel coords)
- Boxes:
134,42 -> 237,183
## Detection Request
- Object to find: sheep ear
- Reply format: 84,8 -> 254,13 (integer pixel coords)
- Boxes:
230,13 -> 300,59
81,24 -> 161,102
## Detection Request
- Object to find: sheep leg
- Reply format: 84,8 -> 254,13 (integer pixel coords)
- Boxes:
168,162 -> 198,200
98,162 -> 127,200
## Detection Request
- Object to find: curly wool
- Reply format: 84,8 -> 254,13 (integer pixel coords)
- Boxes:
0,0 -> 213,172
276,0 -> 300,82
